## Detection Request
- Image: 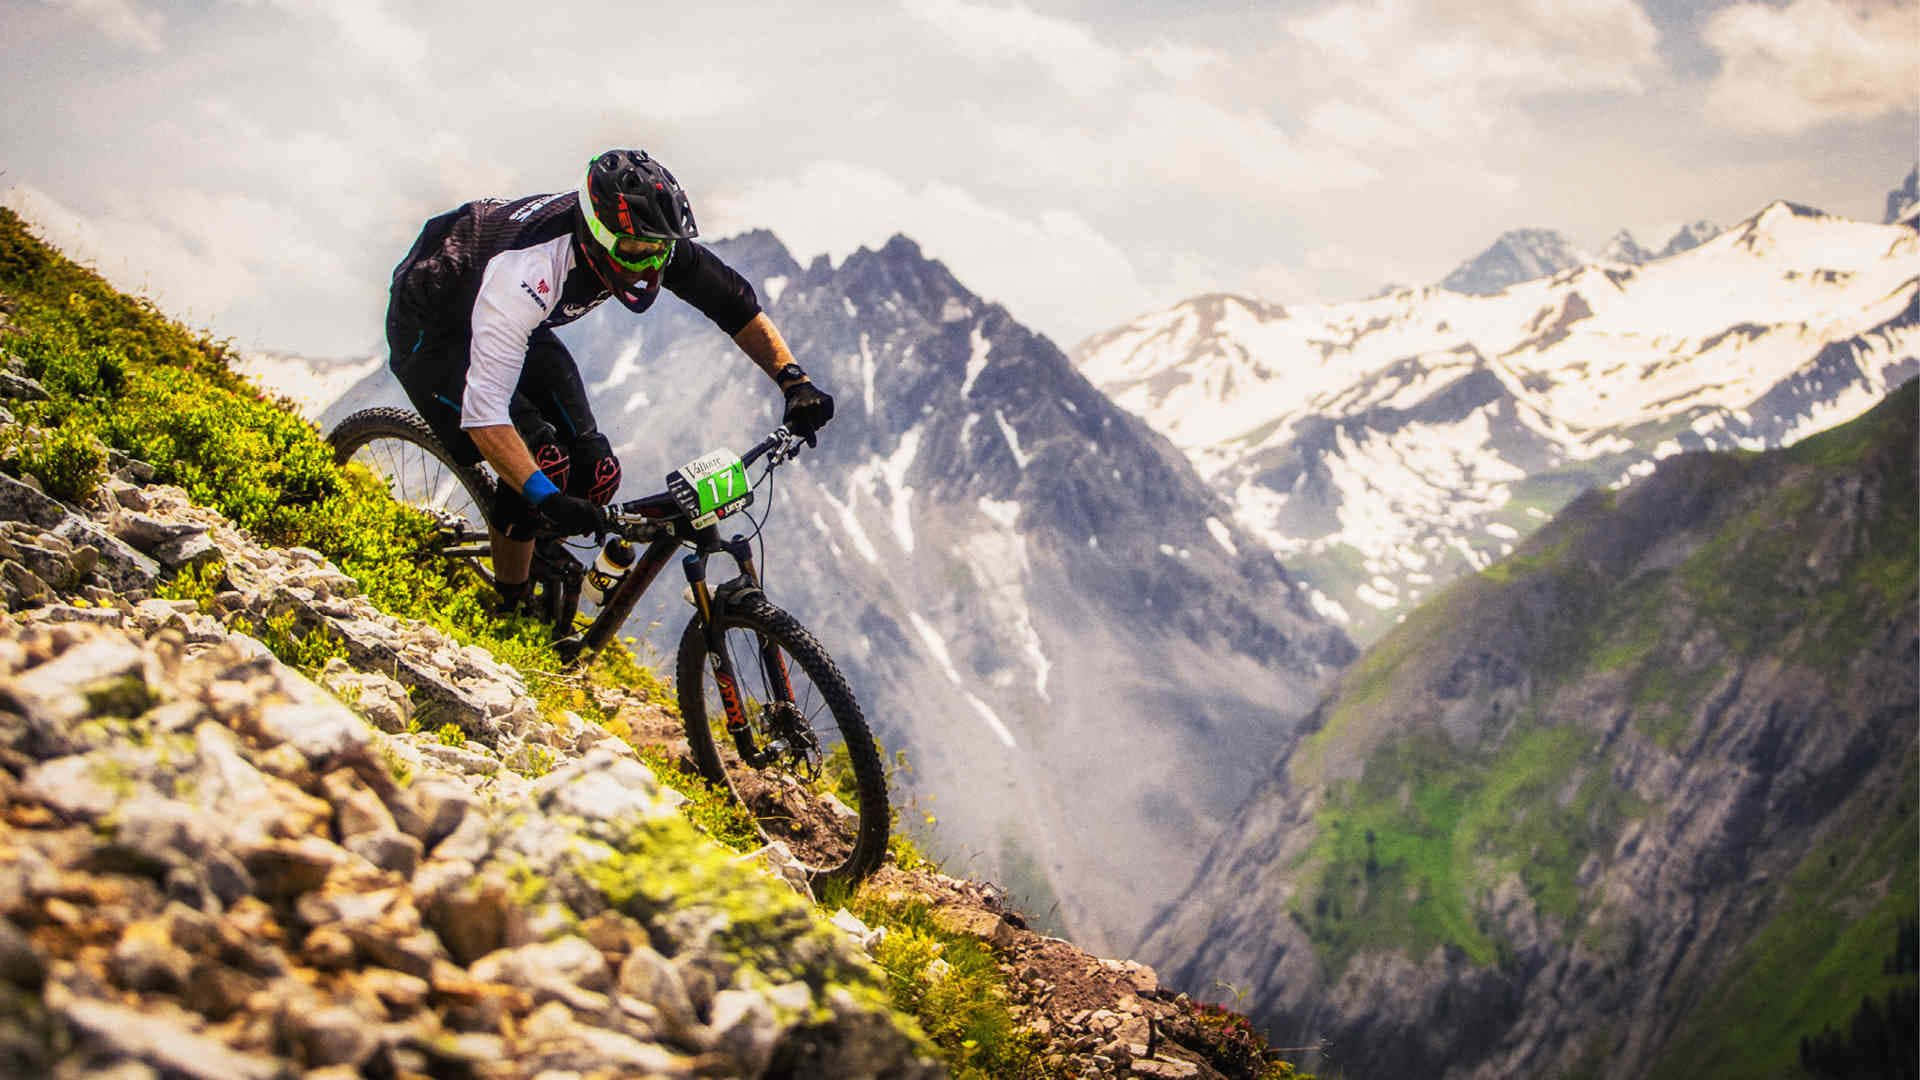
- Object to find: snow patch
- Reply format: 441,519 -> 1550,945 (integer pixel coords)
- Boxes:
962,326 -> 992,398
1205,517 -> 1238,556
908,612 -> 965,686
1356,582 -> 1398,609
1307,588 -> 1351,624
589,338 -> 644,394
978,497 -> 1021,529
817,487 -> 881,564
958,515 -> 1051,701
858,333 -> 877,417
964,693 -> 1019,750
763,275 -> 789,303
994,410 -> 1030,468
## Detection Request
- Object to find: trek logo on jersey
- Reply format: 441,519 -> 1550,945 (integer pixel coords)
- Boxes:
508,193 -> 564,222
536,279 -> 550,295
519,280 -> 549,311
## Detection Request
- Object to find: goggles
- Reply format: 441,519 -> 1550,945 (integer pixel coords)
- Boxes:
586,214 -> 675,274
579,178 -> 677,274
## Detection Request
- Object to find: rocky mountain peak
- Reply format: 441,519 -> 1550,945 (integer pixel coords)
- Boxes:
1658,219 -> 1722,257
1600,228 -> 1652,265
542,221 -> 1355,954
1888,165 -> 1920,226
1139,381 -> 1919,1079
1440,228 -> 1588,296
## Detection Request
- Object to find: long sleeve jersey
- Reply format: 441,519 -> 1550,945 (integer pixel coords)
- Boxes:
388,190 -> 760,429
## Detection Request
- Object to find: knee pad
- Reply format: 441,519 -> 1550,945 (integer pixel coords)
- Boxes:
532,441 -> 571,493
571,433 -> 622,505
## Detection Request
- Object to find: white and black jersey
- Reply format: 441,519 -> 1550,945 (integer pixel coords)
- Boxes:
387,190 -> 759,431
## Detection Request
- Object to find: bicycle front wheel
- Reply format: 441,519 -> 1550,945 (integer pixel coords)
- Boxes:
327,407 -> 495,537
676,597 -> 889,884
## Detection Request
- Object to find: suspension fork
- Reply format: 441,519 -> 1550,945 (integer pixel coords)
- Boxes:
687,536 -> 793,754
726,536 -> 797,706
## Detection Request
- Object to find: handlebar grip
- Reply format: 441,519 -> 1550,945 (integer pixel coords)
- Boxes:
741,429 -> 798,468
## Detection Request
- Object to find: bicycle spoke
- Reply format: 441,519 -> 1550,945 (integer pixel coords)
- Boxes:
349,437 -> 486,530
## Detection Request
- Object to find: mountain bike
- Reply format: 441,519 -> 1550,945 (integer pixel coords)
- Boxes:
326,407 -> 889,884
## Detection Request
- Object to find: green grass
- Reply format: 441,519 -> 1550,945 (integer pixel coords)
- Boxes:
1298,719 -> 1647,977
846,892 -> 1041,1079
1298,733 -> 1498,972
1280,377 -> 1919,1078
1650,753 -> 1919,1080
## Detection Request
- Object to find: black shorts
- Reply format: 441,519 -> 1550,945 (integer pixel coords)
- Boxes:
386,307 -> 621,539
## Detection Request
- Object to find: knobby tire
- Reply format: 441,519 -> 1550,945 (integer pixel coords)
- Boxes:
676,598 -> 890,885
326,407 -> 497,534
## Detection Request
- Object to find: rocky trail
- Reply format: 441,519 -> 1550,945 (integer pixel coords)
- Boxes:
0,441 -> 1284,1078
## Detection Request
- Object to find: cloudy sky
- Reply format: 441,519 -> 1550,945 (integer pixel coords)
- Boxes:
4,0 -> 1915,359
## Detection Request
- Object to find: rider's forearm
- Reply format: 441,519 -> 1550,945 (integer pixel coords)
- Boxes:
732,312 -> 803,383
467,424 -> 544,494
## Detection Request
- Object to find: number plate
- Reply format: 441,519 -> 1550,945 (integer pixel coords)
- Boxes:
666,449 -> 753,529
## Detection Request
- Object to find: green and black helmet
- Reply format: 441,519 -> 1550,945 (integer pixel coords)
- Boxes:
576,149 -> 698,309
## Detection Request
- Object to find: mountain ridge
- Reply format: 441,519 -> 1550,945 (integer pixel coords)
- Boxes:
1137,379 -> 1919,1078
1075,194 -> 1920,644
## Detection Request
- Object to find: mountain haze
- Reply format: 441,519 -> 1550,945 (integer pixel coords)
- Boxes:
1138,381 -> 1919,1078
309,229 -> 1356,953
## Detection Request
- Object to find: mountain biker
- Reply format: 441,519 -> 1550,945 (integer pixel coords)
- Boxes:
384,148 -> 835,612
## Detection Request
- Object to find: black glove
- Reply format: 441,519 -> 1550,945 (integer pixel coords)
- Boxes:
536,493 -> 608,539
781,380 -> 835,447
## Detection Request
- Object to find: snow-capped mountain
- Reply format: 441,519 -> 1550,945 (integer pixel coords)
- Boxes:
1076,200 -> 1920,643
1439,228 -> 1588,295
1658,219 -> 1722,257
1599,229 -> 1651,266
256,230 -> 1355,953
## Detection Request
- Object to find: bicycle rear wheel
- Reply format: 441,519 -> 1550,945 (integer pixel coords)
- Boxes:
676,596 -> 890,885
327,407 -> 495,537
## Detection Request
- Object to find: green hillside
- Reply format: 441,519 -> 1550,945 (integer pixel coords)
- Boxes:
1282,380 -> 1917,1076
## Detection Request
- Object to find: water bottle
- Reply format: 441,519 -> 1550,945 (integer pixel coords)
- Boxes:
581,537 -> 635,608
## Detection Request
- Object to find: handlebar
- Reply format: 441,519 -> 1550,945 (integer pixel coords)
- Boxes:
741,425 -> 808,469
607,426 -> 808,530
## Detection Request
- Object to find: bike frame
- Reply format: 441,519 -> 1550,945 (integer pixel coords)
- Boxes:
544,429 -> 804,760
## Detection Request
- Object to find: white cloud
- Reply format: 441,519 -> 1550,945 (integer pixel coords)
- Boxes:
1139,41 -> 1223,83
903,0 -> 1127,96
316,0 -> 427,71
1289,0 -> 1660,144
1133,92 -> 1380,194
4,0 -> 1911,358
1703,0 -> 1920,134
709,160 -> 1151,344
43,0 -> 164,52
217,0 -> 427,73
988,92 -> 1378,202
2,183 -> 256,320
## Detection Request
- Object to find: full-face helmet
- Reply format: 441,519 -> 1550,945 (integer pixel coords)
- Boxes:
576,149 -> 698,310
